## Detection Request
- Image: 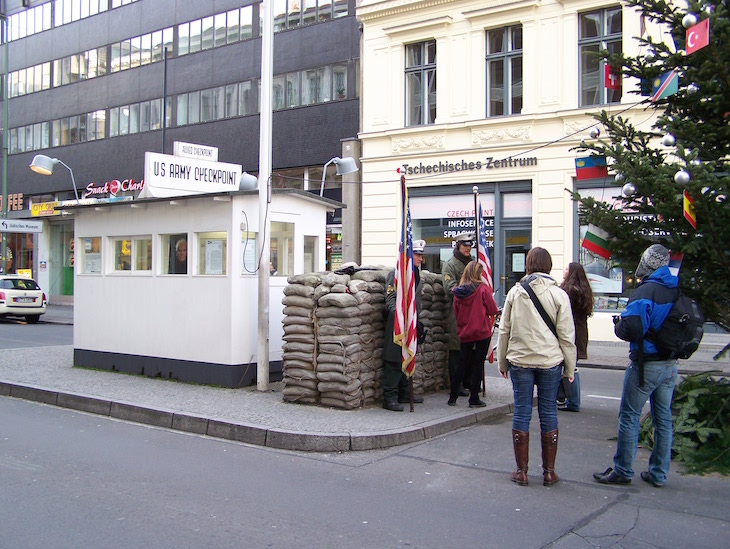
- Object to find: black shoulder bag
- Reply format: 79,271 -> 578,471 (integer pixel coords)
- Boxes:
521,281 -> 570,399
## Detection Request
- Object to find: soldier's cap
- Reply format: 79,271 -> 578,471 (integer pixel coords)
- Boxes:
413,240 -> 426,254
454,232 -> 475,245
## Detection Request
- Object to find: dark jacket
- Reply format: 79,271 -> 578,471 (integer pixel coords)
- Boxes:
614,265 -> 679,362
452,283 -> 499,343
383,267 -> 423,362
564,286 -> 589,360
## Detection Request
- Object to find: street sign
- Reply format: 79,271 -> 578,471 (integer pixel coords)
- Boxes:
0,219 -> 43,233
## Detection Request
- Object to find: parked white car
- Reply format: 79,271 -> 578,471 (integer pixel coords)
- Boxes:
0,275 -> 47,324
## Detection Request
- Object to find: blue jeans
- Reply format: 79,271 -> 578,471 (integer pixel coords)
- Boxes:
509,363 -> 562,433
613,359 -> 678,484
566,370 -> 580,411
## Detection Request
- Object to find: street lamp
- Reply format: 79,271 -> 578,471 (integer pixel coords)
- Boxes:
29,154 -> 80,203
319,156 -> 358,197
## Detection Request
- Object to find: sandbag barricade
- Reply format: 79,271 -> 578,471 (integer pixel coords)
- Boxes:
281,265 -> 450,409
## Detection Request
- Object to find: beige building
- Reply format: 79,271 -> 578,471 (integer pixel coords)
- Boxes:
356,0 -> 663,339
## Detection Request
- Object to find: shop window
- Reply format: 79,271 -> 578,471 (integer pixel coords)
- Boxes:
80,237 -> 102,274
197,231 -> 227,275
405,40 -> 437,126
270,222 -> 294,277
112,239 -> 131,271
304,236 -> 318,273
576,187 -> 630,310
163,234 -> 188,275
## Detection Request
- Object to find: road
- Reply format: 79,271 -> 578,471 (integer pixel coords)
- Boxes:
0,321 -> 72,348
3,366 -> 728,548
1,325 -> 728,548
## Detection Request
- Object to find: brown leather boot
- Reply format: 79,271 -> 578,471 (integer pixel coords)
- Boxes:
510,429 -> 529,486
541,429 -> 559,486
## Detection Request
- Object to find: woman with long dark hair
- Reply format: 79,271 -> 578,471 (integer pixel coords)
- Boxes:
497,247 -> 576,486
559,262 -> 594,412
449,261 -> 499,408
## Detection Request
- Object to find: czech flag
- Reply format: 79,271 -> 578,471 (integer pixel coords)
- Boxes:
575,155 -> 608,181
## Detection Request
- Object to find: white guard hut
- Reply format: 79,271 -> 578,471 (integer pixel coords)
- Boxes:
68,188 -> 341,388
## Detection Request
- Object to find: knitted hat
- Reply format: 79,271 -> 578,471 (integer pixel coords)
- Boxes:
635,244 -> 669,278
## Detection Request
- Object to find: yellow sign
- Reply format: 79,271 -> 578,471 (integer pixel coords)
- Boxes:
31,202 -> 60,217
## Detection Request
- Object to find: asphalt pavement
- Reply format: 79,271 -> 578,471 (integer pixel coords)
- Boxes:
2,305 -> 729,547
1,304 -> 728,453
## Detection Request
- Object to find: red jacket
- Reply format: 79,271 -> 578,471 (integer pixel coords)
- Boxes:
452,283 -> 499,343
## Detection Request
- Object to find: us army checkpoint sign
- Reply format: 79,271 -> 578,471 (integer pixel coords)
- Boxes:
142,151 -> 242,198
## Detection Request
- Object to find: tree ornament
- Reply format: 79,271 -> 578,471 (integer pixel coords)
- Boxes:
589,127 -> 600,139
674,169 -> 691,185
687,83 -> 699,94
703,5 -> 713,15
645,50 -> 656,63
614,173 -> 625,183
682,13 -> 697,28
662,134 -> 676,147
622,182 -> 636,197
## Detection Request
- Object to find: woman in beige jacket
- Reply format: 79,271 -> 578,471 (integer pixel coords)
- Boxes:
497,247 -> 576,487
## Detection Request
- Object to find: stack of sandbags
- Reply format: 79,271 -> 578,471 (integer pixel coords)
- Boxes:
280,274 -> 321,404
315,272 -> 364,409
350,269 -> 389,405
417,271 -> 450,392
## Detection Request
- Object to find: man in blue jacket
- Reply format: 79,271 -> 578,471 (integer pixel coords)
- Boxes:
594,244 -> 679,488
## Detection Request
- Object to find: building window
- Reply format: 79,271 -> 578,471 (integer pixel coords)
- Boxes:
576,186 -> 630,310
579,7 -> 622,107
113,239 -> 132,271
304,235 -> 318,273
80,237 -> 102,274
164,234 -> 188,275
405,40 -> 436,127
134,238 -> 152,271
270,222 -> 294,277
197,232 -> 227,275
486,25 -> 522,117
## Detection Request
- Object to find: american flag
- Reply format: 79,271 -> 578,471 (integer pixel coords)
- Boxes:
393,176 -> 417,377
477,200 -> 494,293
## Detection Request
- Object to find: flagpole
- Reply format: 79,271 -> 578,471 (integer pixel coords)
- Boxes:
472,186 -> 486,395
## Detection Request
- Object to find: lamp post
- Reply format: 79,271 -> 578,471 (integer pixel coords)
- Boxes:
29,154 -> 80,203
319,156 -> 358,197
2,11 -> 8,274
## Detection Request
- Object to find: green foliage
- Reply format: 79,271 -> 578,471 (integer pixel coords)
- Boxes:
639,372 -> 730,475
571,0 -> 730,357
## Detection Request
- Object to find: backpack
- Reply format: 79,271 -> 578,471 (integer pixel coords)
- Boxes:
646,290 -> 704,360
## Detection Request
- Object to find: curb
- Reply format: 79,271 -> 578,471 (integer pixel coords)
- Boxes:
0,380 -> 511,452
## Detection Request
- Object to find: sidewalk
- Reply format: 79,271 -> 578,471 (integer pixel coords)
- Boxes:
0,304 -> 726,453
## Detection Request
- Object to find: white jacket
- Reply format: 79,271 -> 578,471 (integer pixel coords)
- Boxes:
497,273 -> 577,378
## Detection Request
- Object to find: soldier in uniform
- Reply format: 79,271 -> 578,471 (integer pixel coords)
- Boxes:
382,240 -> 426,411
442,231 -> 476,398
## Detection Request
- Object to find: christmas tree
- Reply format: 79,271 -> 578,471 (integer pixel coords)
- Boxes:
573,0 -> 730,358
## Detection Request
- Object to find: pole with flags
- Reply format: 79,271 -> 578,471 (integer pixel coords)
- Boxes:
393,173 -> 418,411
473,186 -> 495,394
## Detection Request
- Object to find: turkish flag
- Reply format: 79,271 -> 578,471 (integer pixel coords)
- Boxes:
686,19 -> 709,54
